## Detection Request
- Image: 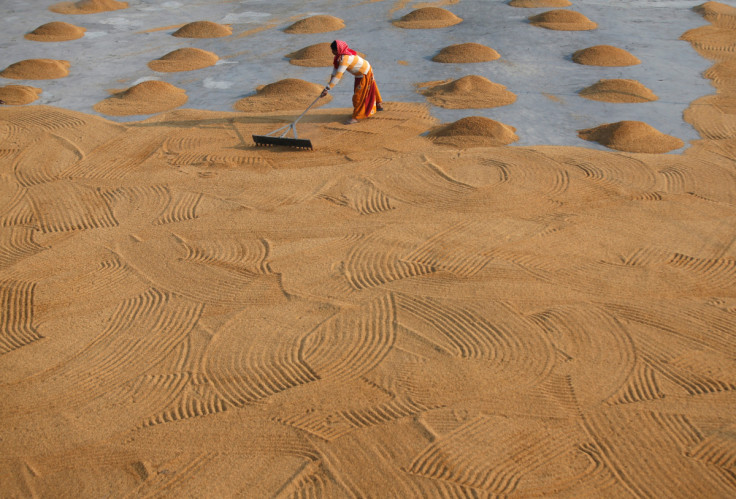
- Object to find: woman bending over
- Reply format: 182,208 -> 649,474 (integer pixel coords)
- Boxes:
320,40 -> 383,124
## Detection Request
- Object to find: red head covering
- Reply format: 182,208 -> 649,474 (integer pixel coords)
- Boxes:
333,40 -> 357,68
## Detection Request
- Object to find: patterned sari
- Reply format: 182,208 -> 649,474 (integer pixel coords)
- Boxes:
352,69 -> 382,120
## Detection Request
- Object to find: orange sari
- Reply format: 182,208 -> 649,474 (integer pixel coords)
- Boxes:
352,69 -> 382,120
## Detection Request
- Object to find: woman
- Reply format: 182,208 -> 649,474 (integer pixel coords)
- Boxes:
320,40 -> 383,124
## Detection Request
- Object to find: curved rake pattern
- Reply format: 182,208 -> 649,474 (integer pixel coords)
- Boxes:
0,279 -> 42,355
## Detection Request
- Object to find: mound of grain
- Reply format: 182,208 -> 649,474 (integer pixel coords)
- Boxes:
579,79 -> 658,103
429,116 -> 518,147
286,43 -> 333,67
49,0 -> 128,14
93,80 -> 188,116
285,43 -> 341,67
578,121 -> 684,153
419,75 -> 517,109
510,0 -> 572,7
172,21 -> 232,38
704,59 -> 736,85
25,22 -> 86,42
0,59 -> 70,80
573,45 -> 641,66
695,2 -> 736,27
529,9 -> 597,30
256,79 -> 325,98
393,7 -> 463,29
148,48 -> 219,72
285,43 -> 365,67
0,85 -> 42,105
234,78 -> 331,113
432,43 -> 500,63
284,15 -> 345,34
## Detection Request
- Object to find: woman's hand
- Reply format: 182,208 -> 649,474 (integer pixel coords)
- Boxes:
320,88 -> 329,98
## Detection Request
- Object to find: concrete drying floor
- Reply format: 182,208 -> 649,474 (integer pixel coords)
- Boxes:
0,0 -> 713,150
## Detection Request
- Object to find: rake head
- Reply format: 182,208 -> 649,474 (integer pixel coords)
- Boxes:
252,134 -> 313,150
252,97 -> 321,150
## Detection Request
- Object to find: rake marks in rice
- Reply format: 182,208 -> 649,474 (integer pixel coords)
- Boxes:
27,181 -> 118,232
401,221 -> 494,278
9,109 -> 87,132
182,237 -> 271,275
582,409 -> 730,498
608,302 -> 736,361
274,460 -> 340,499
100,184 -> 203,227
275,396 -> 432,441
13,134 -> 82,187
396,293 -> 517,361
0,147 -> 19,161
300,295 -> 396,382
607,361 -> 665,405
124,452 -> 217,499
667,252 -> 736,289
529,306 -> 636,407
406,415 -> 581,494
154,190 -> 203,225
0,227 -> 45,270
659,165 -> 691,193
4,289 -> 204,415
102,184 -> 171,225
203,313 -> 320,408
167,152 -> 270,169
369,156 -> 476,209
478,148 -> 571,197
318,177 -> 395,215
161,134 -> 233,154
0,186 -> 36,227
689,433 -> 736,477
61,129 -> 165,180
0,279 -> 42,355
142,386 -> 228,428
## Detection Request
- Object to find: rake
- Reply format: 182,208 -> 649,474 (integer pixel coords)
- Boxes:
252,95 -> 321,150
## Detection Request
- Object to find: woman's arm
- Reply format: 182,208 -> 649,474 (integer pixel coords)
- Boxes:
322,55 -> 350,96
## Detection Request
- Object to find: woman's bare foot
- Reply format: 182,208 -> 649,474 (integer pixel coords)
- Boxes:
344,118 -> 358,125
377,103 -> 384,111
